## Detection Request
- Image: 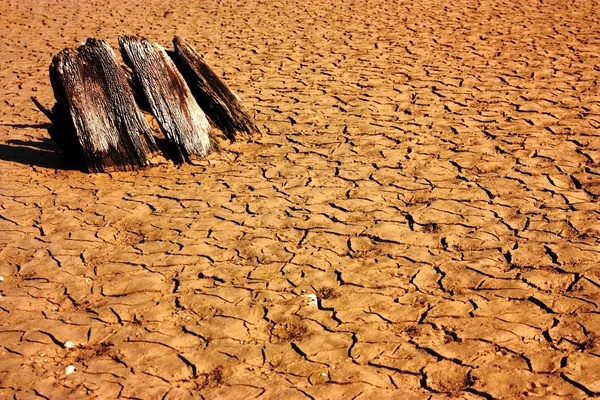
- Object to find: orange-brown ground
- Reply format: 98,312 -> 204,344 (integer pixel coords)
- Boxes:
1,0 -> 600,398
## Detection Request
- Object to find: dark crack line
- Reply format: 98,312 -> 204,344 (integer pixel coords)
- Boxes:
412,342 -> 472,368
367,361 -> 420,376
177,354 -> 198,378
544,245 -> 561,265
0,213 -> 19,225
181,326 -> 208,344
528,296 -> 555,314
290,342 -> 308,360
561,373 -> 600,397
464,387 -> 496,400
37,330 -> 64,347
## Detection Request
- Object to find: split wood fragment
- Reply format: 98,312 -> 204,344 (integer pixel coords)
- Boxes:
119,36 -> 213,164
172,36 -> 260,141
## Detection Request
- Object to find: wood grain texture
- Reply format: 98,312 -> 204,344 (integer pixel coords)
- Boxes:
119,36 -> 213,164
172,36 -> 260,141
49,38 -> 157,172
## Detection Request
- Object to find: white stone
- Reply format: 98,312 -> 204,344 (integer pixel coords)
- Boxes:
302,294 -> 318,306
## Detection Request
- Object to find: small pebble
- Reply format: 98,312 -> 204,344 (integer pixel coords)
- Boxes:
64,341 -> 74,349
302,294 -> 318,306
321,372 -> 327,377
65,365 -> 75,375
0,276 -> 4,282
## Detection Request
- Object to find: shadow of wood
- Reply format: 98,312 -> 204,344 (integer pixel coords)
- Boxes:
0,137 -> 71,170
0,123 -> 53,130
0,97 -> 78,170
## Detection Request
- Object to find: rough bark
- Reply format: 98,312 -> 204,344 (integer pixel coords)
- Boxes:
49,38 -> 157,172
119,36 -> 214,164
172,36 -> 260,141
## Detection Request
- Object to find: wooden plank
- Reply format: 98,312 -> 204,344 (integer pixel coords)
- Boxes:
119,36 -> 214,164
172,36 -> 260,141
49,38 -> 157,172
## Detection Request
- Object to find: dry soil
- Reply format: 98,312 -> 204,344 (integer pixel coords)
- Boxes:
1,0 -> 600,398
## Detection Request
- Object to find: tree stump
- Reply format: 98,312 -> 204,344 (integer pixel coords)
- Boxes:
172,36 -> 260,141
119,36 -> 214,164
49,38 -> 158,172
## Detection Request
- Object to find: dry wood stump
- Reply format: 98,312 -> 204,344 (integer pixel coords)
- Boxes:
44,36 -> 258,172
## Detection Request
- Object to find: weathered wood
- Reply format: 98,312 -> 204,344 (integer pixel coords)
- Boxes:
49,38 -> 157,172
119,36 -> 214,164
172,36 -> 260,141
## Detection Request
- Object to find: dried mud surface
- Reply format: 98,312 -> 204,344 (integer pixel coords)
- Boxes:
1,0 -> 600,398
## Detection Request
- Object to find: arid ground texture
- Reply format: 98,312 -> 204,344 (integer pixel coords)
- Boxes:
1,0 -> 600,398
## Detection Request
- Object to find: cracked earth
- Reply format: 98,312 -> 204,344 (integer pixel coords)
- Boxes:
1,0 -> 600,398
